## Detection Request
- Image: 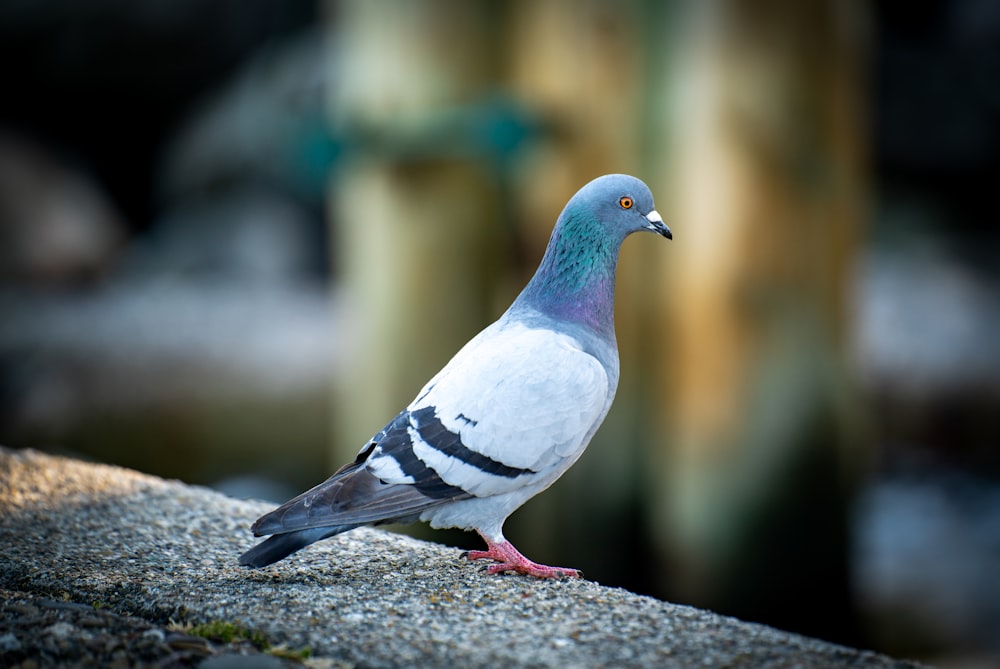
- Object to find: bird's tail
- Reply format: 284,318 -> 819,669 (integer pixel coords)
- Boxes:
238,525 -> 359,568
238,457 -> 457,568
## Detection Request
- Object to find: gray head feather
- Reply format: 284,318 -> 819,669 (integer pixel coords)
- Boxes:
512,174 -> 670,340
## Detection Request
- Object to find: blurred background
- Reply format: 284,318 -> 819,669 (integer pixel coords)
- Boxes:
1,0 -> 998,666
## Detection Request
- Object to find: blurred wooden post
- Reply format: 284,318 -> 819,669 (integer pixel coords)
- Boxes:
326,1 -> 504,466
325,0 -> 666,577
650,0 -> 867,640
499,0 -> 660,580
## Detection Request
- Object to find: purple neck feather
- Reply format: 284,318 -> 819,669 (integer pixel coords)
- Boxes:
513,211 -> 622,341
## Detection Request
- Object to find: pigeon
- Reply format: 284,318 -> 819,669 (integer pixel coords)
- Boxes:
239,173 -> 671,578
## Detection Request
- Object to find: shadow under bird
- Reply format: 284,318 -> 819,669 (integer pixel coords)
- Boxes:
240,173 -> 671,578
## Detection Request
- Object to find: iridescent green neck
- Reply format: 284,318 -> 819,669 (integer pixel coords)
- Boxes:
513,211 -> 622,340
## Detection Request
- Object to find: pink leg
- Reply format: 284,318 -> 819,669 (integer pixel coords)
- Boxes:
463,535 -> 581,579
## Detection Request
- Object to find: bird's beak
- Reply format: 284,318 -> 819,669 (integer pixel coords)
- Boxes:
644,210 -> 672,239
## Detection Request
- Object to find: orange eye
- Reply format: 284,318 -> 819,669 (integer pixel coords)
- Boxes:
619,196 -> 633,209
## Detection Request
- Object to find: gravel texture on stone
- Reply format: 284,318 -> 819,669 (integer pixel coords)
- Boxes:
0,589 -> 302,668
1,447 -> 922,668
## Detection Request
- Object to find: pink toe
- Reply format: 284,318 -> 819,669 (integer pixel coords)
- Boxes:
463,539 -> 581,579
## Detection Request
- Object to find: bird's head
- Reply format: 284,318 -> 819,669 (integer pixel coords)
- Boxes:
513,173 -> 670,336
563,174 -> 671,242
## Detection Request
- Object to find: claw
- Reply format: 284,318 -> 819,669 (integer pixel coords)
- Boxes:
462,539 -> 581,579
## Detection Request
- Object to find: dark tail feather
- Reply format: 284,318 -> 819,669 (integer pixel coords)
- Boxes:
238,525 -> 358,568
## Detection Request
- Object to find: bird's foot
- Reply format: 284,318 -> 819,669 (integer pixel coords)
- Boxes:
462,539 -> 581,579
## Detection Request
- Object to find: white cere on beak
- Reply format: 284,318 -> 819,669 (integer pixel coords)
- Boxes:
644,210 -> 671,239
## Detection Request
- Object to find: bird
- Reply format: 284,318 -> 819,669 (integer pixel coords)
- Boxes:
239,174 -> 671,578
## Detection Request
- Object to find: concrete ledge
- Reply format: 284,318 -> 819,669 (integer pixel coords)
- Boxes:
0,447 -> 920,668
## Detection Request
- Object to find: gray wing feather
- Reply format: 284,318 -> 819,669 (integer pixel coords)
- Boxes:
248,411 -> 472,539
239,526 -> 351,567
248,463 -> 451,536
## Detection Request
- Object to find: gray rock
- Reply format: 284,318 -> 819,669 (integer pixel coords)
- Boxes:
200,653 -> 293,669
0,447 -> 923,668
0,632 -> 22,652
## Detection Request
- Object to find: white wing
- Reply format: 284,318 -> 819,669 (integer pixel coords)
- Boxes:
366,321 -> 613,498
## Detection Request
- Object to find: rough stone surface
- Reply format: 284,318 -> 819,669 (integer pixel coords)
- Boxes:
0,447 -> 923,668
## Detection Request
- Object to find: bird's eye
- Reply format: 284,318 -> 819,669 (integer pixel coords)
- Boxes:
619,196 -> 633,209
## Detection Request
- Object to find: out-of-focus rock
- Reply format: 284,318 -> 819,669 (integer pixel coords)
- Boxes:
158,28 -> 333,205
0,133 -> 125,284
